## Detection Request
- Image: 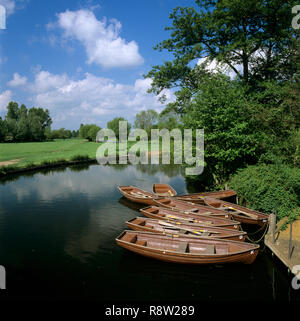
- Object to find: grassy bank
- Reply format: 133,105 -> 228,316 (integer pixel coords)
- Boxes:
0,139 -> 168,175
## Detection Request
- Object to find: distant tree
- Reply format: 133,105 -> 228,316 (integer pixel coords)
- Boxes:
79,124 -> 101,141
4,102 -> 52,142
158,111 -> 181,131
6,101 -> 19,121
0,117 -> 8,142
107,117 -> 131,139
134,110 -> 159,136
15,104 -> 30,141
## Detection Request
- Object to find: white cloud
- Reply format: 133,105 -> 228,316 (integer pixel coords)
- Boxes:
17,70 -> 174,127
52,9 -> 144,68
0,0 -> 15,16
7,72 -> 27,87
0,89 -> 11,111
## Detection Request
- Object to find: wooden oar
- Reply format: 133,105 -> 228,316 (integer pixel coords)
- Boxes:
131,191 -> 152,198
222,204 -> 258,219
165,214 -> 213,225
157,220 -> 220,235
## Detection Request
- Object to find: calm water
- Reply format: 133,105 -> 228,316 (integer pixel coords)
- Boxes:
0,163 -> 299,302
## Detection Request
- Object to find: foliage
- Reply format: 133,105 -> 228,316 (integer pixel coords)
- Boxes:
134,109 -> 159,136
47,128 -> 72,140
229,164 -> 300,221
70,155 -> 91,161
107,117 -> 131,139
183,74 -> 261,182
1,101 -> 52,142
145,0 -> 299,97
79,124 -> 101,142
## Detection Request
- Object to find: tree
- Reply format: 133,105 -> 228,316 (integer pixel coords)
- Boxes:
79,124 -> 101,141
134,110 -> 159,136
145,0 -> 298,98
0,117 -> 8,142
107,117 -> 131,139
183,73 -> 262,182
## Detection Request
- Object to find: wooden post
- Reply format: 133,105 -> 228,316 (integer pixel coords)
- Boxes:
268,213 -> 276,243
288,222 -> 293,260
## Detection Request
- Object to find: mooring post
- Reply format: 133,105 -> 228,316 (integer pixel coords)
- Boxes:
288,222 -> 293,260
268,212 -> 276,243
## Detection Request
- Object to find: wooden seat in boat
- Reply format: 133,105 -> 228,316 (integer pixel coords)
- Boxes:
205,244 -> 215,254
178,241 -> 189,253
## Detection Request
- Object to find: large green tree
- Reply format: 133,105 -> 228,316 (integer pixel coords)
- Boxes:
146,0 -> 299,99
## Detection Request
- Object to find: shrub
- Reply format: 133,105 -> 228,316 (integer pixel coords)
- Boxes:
229,164 -> 300,221
70,155 -> 90,162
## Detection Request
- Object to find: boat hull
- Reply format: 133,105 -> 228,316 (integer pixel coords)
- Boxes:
116,231 -> 259,265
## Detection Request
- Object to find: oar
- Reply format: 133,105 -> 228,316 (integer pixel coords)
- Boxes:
222,204 -> 258,219
157,220 -> 220,235
165,214 -> 213,225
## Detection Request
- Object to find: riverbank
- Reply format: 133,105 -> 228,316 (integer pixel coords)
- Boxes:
0,139 -> 99,176
0,139 -> 165,177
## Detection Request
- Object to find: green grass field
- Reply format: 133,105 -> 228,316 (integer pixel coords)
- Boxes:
0,139 -> 100,168
0,139 -> 163,173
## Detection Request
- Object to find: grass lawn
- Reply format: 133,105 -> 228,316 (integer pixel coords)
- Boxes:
0,139 -> 165,172
0,139 -> 100,168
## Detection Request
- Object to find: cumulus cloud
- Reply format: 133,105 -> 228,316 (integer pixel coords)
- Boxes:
15,70 -> 174,127
0,89 -> 11,111
0,0 -> 15,16
51,9 -> 144,68
7,72 -> 27,87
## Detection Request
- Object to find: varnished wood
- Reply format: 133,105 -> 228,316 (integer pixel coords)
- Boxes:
204,197 -> 269,226
126,217 -> 247,241
116,230 -> 259,264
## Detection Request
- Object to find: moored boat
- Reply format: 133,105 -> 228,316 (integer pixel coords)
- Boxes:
176,190 -> 237,204
116,230 -> 259,264
153,197 -> 233,220
204,197 -> 269,226
140,206 -> 241,230
153,184 -> 177,196
126,217 -> 247,241
117,185 -> 158,205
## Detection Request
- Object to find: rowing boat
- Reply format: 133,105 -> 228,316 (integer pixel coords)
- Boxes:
204,197 -> 269,226
126,217 -> 247,241
175,190 -> 237,204
140,206 -> 241,230
117,186 -> 158,205
153,184 -> 177,196
116,230 -> 259,264
153,197 -> 233,220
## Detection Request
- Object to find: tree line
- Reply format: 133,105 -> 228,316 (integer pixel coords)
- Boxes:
0,102 -> 52,142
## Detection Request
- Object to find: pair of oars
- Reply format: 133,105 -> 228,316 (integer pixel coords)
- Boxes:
221,204 -> 258,219
157,220 -> 220,236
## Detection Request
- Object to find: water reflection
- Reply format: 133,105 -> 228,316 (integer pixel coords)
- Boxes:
0,163 -> 298,301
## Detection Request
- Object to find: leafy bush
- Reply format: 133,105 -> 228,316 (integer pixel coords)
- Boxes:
229,164 -> 300,221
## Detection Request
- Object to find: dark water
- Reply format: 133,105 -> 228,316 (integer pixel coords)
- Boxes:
0,163 -> 299,302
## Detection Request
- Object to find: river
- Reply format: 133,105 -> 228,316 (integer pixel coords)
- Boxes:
0,163 -> 299,302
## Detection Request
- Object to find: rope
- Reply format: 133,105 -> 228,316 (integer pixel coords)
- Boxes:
245,221 -> 269,244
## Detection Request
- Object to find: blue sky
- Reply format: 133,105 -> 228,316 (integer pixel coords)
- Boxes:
0,0 -> 196,130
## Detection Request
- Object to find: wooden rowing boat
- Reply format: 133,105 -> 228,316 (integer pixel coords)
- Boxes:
153,197 -> 233,220
117,186 -> 158,205
175,190 -> 237,204
116,230 -> 259,264
204,197 -> 269,226
126,217 -> 247,241
152,184 -> 237,203
153,184 -> 177,196
140,206 -> 241,230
